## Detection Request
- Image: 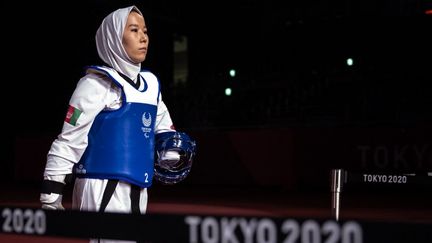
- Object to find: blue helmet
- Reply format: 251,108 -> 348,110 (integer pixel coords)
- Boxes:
154,132 -> 197,185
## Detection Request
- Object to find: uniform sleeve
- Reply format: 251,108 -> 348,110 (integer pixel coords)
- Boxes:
155,94 -> 176,134
43,74 -> 119,176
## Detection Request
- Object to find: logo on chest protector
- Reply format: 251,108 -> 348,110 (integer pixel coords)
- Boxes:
141,112 -> 152,138
75,164 -> 87,174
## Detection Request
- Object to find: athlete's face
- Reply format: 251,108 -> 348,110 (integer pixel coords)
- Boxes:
123,11 -> 148,64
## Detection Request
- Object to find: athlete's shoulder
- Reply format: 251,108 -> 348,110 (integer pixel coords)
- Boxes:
140,68 -> 155,75
85,65 -> 115,77
140,69 -> 159,83
76,66 -> 112,91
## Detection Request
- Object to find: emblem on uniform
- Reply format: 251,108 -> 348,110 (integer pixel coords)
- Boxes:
75,164 -> 87,174
65,105 -> 82,126
141,112 -> 152,138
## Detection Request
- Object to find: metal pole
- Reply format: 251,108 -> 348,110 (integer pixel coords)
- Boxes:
331,169 -> 345,221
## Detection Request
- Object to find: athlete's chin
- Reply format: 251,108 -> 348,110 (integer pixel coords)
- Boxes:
132,55 -> 147,64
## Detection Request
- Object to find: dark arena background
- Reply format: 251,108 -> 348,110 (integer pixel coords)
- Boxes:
1,0 -> 432,242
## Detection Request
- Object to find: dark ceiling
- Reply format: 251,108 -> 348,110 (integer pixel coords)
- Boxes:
2,0 -> 432,132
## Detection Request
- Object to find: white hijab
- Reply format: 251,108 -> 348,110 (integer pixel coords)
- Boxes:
95,5 -> 143,81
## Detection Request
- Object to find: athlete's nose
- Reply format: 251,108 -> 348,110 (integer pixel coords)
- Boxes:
140,31 -> 147,42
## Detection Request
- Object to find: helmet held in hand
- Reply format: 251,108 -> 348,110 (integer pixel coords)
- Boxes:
154,132 -> 196,185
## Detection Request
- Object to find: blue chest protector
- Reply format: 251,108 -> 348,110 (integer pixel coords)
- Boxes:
74,66 -> 160,188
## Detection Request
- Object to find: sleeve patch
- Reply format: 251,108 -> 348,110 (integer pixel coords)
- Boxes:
65,105 -> 82,126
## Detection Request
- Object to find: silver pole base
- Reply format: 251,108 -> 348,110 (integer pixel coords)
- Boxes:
331,169 -> 345,221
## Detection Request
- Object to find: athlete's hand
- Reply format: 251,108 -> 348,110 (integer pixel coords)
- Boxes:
40,174 -> 67,210
40,193 -> 65,210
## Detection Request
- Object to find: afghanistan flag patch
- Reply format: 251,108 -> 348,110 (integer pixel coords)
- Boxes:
65,105 -> 82,126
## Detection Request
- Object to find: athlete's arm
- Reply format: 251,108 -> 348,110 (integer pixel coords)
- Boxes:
43,73 -> 119,177
155,94 -> 176,134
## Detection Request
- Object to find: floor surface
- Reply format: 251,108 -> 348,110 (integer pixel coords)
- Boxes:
1,182 -> 431,242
